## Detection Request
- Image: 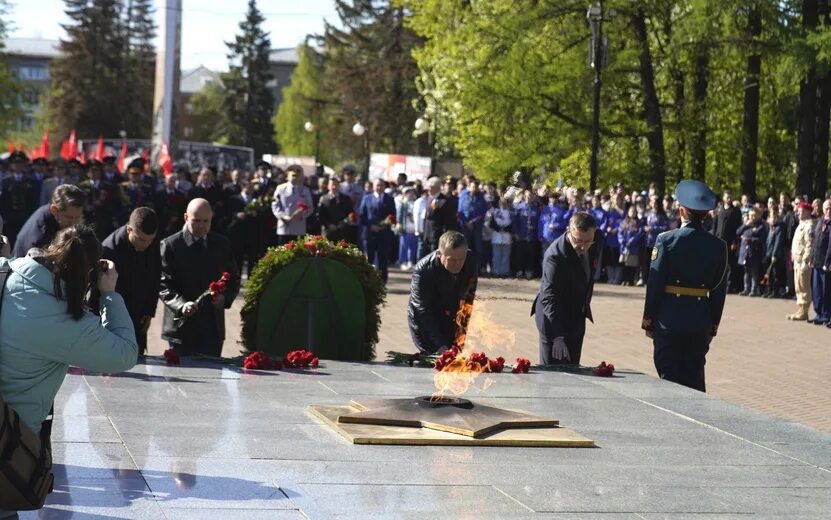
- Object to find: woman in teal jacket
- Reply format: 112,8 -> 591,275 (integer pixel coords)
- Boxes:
0,225 -> 137,520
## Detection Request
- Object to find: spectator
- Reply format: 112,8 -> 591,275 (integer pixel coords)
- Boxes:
787,202 -> 816,321
763,206 -> 786,298
736,208 -> 767,297
713,189 -> 743,293
457,178 -> 489,273
642,197 -> 669,285
318,176 -> 356,244
271,164 -> 313,246
538,192 -> 568,253
489,197 -> 513,277
39,159 -> 70,207
618,206 -> 644,286
0,225 -> 137,520
397,188 -> 419,270
603,192 -> 626,285
808,199 -> 831,326
423,176 -> 457,254
359,179 -> 396,283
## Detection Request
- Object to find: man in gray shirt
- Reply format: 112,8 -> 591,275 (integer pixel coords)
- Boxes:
271,164 -> 314,245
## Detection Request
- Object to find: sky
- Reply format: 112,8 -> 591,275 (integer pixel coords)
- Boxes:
6,0 -> 339,71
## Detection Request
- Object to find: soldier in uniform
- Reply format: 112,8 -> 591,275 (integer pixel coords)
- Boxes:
118,158 -> 154,224
78,159 -> 123,241
40,158 -> 71,207
787,202 -> 815,321
641,180 -> 728,392
0,151 -> 39,249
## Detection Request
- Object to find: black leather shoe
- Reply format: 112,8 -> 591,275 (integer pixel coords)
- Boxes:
814,320 -> 829,326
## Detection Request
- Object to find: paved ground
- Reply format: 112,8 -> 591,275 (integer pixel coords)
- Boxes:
22,359 -> 831,518
148,269 -> 831,433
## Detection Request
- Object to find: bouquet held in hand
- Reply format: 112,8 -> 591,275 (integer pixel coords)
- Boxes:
173,272 -> 231,329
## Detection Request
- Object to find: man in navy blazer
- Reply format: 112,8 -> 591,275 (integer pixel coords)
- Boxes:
531,212 -> 601,365
360,179 -> 397,283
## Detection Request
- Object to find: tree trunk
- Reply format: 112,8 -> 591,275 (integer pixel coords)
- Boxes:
690,44 -> 709,182
814,0 -> 831,198
671,65 -> 685,185
796,0 -> 819,198
740,2 -> 762,201
632,10 -> 667,196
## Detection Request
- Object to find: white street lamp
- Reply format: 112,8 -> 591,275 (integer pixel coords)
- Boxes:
304,121 -> 315,132
414,117 -> 429,133
352,122 -> 366,136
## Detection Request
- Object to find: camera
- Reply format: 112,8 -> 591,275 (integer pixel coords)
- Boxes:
98,259 -> 109,273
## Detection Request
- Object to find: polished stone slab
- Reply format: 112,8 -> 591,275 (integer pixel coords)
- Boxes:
19,359 -> 831,518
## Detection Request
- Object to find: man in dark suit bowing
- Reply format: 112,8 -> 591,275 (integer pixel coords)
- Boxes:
423,176 -> 458,254
159,198 -> 240,356
532,212 -> 602,365
359,178 -> 397,283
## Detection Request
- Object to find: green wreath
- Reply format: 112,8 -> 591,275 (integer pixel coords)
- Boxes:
240,235 -> 386,360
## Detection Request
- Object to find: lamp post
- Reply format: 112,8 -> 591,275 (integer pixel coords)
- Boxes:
352,121 -> 368,179
414,116 -> 434,177
304,120 -> 320,171
587,1 -> 606,193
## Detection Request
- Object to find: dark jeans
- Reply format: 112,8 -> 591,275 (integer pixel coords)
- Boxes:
811,268 -> 830,322
366,230 -> 391,283
653,331 -> 710,392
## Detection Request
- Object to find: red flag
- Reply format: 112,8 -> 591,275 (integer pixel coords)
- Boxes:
116,140 -> 128,172
67,129 -> 77,159
40,128 -> 50,159
93,135 -> 105,162
60,140 -> 70,160
157,142 -> 173,175
6,140 -> 14,153
79,150 -> 87,165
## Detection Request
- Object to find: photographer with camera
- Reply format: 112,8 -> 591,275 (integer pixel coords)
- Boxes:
0,225 -> 138,518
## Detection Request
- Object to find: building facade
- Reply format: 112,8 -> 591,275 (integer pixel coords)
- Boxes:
2,38 -> 60,131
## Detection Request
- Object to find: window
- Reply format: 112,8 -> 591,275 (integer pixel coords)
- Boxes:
16,66 -> 49,81
183,127 -> 194,138
21,89 -> 39,106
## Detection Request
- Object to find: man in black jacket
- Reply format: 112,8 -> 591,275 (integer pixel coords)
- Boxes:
532,212 -> 601,365
101,207 -> 161,358
712,189 -> 743,293
407,231 -> 478,354
160,198 -> 240,356
423,176 -> 458,254
13,184 -> 85,257
318,176 -> 356,244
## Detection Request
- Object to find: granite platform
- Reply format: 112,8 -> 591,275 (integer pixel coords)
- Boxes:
19,359 -> 831,519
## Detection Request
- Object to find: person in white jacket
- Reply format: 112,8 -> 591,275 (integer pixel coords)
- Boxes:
489,197 -> 514,276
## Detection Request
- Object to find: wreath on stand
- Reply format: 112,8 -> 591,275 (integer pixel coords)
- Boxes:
239,235 -> 386,360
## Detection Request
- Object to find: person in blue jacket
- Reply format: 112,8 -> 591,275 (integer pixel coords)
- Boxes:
456,178 -> 490,273
641,197 -> 670,285
538,194 -> 568,253
0,225 -> 137,519
736,207 -> 767,296
512,190 -> 540,279
603,193 -> 626,284
618,206 -> 645,286
359,179 -> 397,283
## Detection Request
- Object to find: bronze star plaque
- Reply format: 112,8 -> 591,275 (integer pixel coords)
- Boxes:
308,397 -> 595,447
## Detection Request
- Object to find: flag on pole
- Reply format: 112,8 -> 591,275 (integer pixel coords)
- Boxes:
157,142 -> 173,175
67,129 -> 78,159
117,139 -> 129,172
6,140 -> 14,153
93,136 -> 105,162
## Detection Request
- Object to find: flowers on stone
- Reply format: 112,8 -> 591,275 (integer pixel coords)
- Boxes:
512,358 -> 531,374
283,349 -> 319,368
163,348 -> 180,366
243,351 -> 282,370
593,361 -> 615,377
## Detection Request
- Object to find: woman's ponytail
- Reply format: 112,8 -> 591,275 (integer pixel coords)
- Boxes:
43,225 -> 101,320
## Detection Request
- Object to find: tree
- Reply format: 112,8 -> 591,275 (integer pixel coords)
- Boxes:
322,1 -> 423,163
222,0 -> 277,158
0,0 -> 21,135
48,0 -> 156,140
189,80 -> 230,143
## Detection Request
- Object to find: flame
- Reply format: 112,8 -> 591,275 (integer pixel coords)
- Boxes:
432,300 -> 517,399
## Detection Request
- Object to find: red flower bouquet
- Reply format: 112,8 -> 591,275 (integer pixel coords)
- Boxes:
380,214 -> 397,227
283,349 -> 319,368
243,351 -> 282,370
163,348 -> 180,366
432,347 -> 510,374
511,358 -> 531,374
297,201 -> 309,213
173,272 -> 231,329
593,361 -> 615,377
342,211 -> 358,225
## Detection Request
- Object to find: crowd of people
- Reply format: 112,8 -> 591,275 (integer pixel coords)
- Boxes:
0,150 -> 830,332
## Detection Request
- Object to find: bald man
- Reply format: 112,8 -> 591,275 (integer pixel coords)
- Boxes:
159,198 -> 240,356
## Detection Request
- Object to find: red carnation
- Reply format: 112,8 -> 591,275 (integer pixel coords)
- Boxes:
337,240 -> 349,248
221,272 -> 231,282
298,201 -> 309,212
285,241 -> 295,249
512,358 -> 531,374
593,361 -> 615,377
348,212 -> 358,223
163,348 -> 180,366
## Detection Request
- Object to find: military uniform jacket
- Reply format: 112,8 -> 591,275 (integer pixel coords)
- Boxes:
0,175 -> 39,233
642,222 -> 728,335
78,179 -> 122,239
791,218 -> 815,269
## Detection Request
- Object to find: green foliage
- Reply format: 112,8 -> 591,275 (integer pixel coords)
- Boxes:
398,0 -> 813,196
0,0 -> 21,135
48,0 -> 156,139
240,235 -> 386,361
274,43 -> 325,158
189,81 -> 230,144
222,0 -> 277,158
